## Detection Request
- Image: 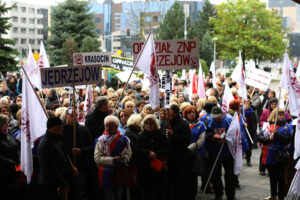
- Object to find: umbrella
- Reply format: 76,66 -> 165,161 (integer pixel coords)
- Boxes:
115,71 -> 140,83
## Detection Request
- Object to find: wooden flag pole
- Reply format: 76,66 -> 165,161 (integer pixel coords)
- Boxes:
272,88 -> 282,134
72,83 -> 77,165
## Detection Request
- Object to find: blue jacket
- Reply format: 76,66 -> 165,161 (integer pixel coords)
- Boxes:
206,115 -> 233,158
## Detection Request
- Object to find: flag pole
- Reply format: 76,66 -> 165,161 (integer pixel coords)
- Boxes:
203,143 -> 225,193
72,83 -> 77,165
272,88 -> 282,134
116,32 -> 153,105
242,97 -> 253,144
250,87 -> 256,98
21,65 -> 48,118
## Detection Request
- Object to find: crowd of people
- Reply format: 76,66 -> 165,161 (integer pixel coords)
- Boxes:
0,71 -> 298,200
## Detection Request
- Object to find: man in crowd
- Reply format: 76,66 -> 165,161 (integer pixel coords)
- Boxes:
205,106 -> 235,200
166,104 -> 191,200
38,117 -> 78,200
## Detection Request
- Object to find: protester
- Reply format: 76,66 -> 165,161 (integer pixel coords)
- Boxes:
166,104 -> 191,200
94,115 -> 132,200
38,117 -> 78,200
136,114 -> 168,200
0,114 -> 20,200
62,111 -> 93,200
183,105 -> 206,199
205,106 -> 235,200
258,108 -> 292,200
0,103 -> 19,136
118,109 -> 130,135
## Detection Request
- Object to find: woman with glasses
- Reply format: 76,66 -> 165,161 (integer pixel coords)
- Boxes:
136,114 -> 168,200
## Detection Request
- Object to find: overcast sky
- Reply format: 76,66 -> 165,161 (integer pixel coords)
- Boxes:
13,0 -> 268,6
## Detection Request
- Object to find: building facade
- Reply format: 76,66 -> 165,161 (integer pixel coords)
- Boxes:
5,0 -> 49,59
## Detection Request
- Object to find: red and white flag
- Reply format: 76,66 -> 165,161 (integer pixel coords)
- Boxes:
37,41 -> 50,68
197,62 -> 206,99
231,51 -> 247,100
188,70 -> 198,101
226,113 -> 243,175
280,52 -> 300,159
222,82 -> 234,113
26,45 -> 41,90
21,68 -> 48,183
135,33 -> 159,109
84,85 -> 93,116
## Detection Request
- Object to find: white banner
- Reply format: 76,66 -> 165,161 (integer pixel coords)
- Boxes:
40,65 -> 101,88
73,52 -> 112,66
245,67 -> 272,91
133,40 -> 199,70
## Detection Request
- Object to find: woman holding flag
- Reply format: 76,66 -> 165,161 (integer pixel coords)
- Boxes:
258,108 -> 292,200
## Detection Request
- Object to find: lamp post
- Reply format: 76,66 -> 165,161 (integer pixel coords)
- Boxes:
213,37 -> 218,66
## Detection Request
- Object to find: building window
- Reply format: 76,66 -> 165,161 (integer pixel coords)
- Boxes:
95,18 -> 101,23
21,39 -> 27,44
37,19 -> 42,24
96,29 -> 102,35
21,28 -> 27,33
37,39 -> 42,44
12,16 -> 18,22
29,8 -> 35,14
29,39 -> 35,45
21,7 -> 26,13
144,16 -> 151,22
13,38 -> 18,44
29,18 -> 35,24
13,6 -> 18,12
29,28 -> 35,34
153,16 -> 159,22
13,27 -> 18,33
37,29 -> 43,34
37,9 -> 41,14
21,17 -> 27,23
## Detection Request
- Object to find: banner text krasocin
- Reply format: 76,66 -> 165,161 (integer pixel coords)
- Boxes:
40,65 -> 101,88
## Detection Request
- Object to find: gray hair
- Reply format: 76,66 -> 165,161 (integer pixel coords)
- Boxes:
95,96 -> 108,110
141,114 -> 160,131
127,114 -> 142,129
104,115 -> 119,127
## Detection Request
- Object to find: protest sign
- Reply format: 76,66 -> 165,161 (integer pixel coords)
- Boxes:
245,68 -> 271,91
162,70 -> 173,108
40,65 -> 101,88
133,40 -> 199,70
73,52 -> 112,66
109,56 -> 133,71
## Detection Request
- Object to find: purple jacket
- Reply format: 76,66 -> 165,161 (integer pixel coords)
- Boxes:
259,108 -> 290,127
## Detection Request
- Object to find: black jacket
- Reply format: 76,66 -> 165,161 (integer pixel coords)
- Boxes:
62,123 -> 93,170
125,126 -> 140,166
168,116 -> 191,158
0,132 -> 20,183
85,109 -> 109,140
38,131 -> 72,188
45,96 -> 59,110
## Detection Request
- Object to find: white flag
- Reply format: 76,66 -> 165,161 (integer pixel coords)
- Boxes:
226,113 -> 243,175
26,45 -> 42,90
84,85 -> 93,116
210,61 -> 217,87
21,68 -> 48,183
296,61 -> 300,79
197,62 -> 206,99
181,69 -> 187,80
280,52 -> 300,159
38,41 -> 50,68
231,51 -> 247,100
135,33 -> 159,109
222,82 -> 234,113
287,160 -> 300,199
